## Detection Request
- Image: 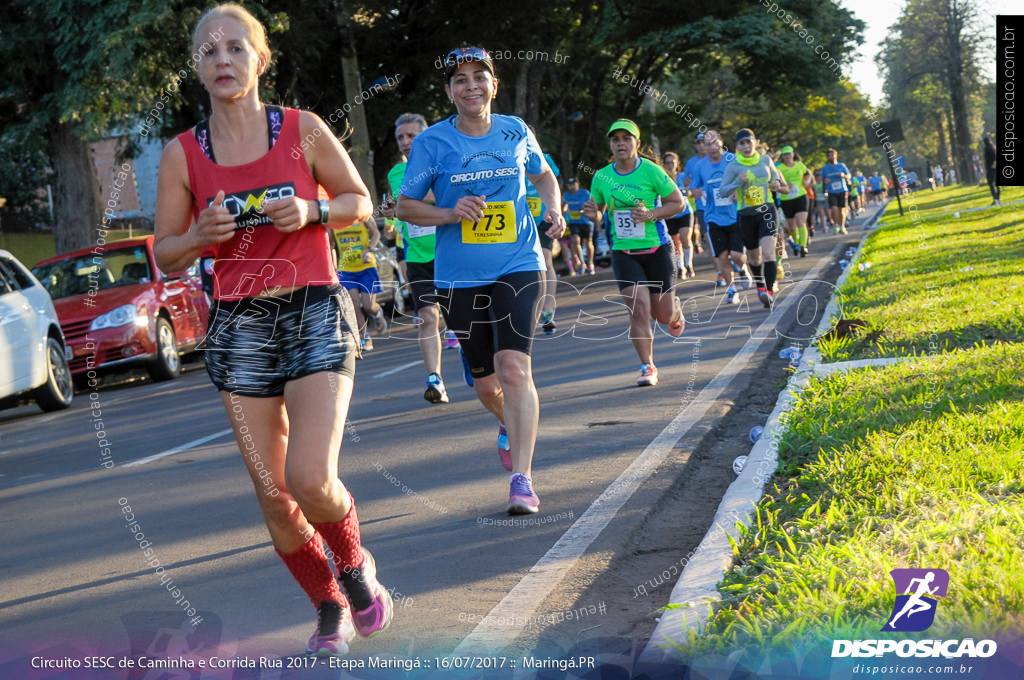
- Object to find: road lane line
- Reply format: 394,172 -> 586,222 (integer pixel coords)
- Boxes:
122,429 -> 234,468
371,360 -> 421,379
453,253 -> 836,655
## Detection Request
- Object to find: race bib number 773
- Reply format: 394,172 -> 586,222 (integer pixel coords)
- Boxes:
461,201 -> 516,244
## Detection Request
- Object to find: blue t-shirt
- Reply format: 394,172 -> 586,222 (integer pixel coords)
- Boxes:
563,188 -> 592,225
402,114 -> 546,287
868,175 -> 884,191
526,153 -> 559,223
669,171 -> 691,218
690,153 -> 737,227
682,155 -> 704,209
822,162 -> 852,194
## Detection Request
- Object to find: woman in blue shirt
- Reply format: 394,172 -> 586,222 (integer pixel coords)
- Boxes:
397,47 -> 564,515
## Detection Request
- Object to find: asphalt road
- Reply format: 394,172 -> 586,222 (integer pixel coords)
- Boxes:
0,215 -> 874,678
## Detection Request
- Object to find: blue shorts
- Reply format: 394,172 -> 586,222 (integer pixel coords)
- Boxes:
203,285 -> 358,398
338,267 -> 383,295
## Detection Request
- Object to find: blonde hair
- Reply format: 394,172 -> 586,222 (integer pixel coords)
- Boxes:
192,3 -> 271,69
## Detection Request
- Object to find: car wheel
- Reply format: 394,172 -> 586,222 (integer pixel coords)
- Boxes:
33,337 -> 74,412
148,317 -> 181,382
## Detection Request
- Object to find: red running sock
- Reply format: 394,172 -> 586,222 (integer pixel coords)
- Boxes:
311,499 -> 363,575
275,534 -> 346,607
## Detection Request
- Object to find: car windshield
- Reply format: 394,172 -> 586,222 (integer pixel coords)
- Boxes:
32,246 -> 153,300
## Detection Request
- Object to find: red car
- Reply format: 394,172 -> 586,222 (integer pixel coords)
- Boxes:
32,236 -> 209,383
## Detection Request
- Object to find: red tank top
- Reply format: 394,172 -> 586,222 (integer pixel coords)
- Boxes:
179,107 -> 335,301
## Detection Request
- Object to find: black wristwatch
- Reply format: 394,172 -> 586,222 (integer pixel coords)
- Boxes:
318,199 -> 330,225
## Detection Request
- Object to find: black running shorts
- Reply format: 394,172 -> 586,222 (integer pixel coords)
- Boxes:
707,222 -> 743,257
405,259 -> 438,312
739,206 -> 779,250
610,243 -> 675,293
827,193 -> 848,209
779,194 -> 809,219
434,271 -> 543,380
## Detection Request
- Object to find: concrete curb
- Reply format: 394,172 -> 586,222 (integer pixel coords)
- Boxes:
638,201 -> 890,668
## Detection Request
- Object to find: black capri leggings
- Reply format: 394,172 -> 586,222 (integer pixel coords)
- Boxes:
434,270 -> 543,380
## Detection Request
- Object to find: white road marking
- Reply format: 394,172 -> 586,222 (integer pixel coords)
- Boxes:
122,429 -> 234,468
453,252 -> 835,655
371,360 -> 422,379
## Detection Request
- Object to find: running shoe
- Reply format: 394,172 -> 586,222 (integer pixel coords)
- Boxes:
588,265 -> 597,275
307,600 -> 356,657
839,227 -> 848,234
799,246 -> 807,257
725,286 -> 739,305
787,237 -> 798,255
777,265 -> 786,281
444,330 -> 460,350
424,373 -> 449,404
370,309 -> 387,334
497,424 -> 512,471
758,288 -> 774,309
695,244 -> 704,255
636,363 -> 659,386
507,473 -> 540,514
338,548 -> 393,639
732,263 -> 742,274
459,347 -> 474,387
668,297 -> 685,338
716,275 -> 727,287
567,265 -> 577,276
686,266 -> 696,278
808,224 -> 815,237
539,310 -> 556,335
361,334 -> 374,351
676,267 -> 685,280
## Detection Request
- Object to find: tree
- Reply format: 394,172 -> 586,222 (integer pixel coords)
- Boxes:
877,0 -> 986,183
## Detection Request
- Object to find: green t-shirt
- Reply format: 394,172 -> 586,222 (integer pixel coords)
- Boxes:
590,158 -> 676,251
389,161 -> 436,264
775,161 -> 809,201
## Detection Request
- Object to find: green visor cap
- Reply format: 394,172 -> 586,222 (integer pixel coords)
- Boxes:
607,119 -> 641,139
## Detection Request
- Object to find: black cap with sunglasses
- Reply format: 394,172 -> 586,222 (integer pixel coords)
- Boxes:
443,47 -> 494,80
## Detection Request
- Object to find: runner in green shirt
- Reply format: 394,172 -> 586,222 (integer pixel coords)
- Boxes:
582,119 -> 685,387
776,146 -> 813,257
380,112 -> 449,404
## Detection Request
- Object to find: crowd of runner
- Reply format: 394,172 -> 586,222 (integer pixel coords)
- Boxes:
158,8 -> 893,656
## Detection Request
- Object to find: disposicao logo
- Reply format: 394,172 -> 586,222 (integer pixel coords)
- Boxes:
831,568 -> 997,659
882,568 -> 949,632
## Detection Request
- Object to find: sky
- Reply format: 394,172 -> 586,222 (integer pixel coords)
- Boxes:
841,0 -> 1006,107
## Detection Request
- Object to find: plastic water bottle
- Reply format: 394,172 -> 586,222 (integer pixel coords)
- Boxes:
857,262 -> 872,272
750,425 -> 763,443
732,456 -> 748,475
839,259 -> 849,269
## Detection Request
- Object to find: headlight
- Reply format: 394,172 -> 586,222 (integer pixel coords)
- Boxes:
90,304 -> 148,330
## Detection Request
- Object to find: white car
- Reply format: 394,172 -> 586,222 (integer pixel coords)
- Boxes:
0,250 -> 73,412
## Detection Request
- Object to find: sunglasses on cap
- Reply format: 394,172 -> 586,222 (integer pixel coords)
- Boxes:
444,47 -> 494,78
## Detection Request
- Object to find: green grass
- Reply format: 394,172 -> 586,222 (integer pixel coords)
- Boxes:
820,184 -> 1024,362
674,342 -> 1024,660
671,184 -> 1024,664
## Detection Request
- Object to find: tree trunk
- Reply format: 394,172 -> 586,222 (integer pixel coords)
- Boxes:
335,0 -> 376,206
942,0 -> 974,185
49,120 -> 101,255
936,113 -> 949,167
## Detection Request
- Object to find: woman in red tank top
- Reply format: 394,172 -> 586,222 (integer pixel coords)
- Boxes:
154,3 -> 392,656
